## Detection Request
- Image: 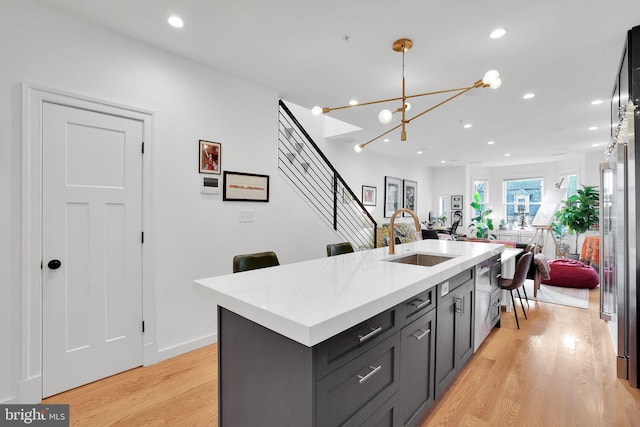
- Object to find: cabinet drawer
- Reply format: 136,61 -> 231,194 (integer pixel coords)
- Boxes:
315,306 -> 399,378
402,287 -> 436,323
316,334 -> 400,427
437,268 -> 473,303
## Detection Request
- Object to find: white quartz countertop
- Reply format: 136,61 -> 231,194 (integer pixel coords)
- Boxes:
194,240 -> 504,347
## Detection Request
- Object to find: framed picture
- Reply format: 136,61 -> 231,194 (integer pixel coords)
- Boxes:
451,195 -> 463,210
403,180 -> 417,214
199,140 -> 221,174
223,171 -> 270,202
384,176 -> 402,217
362,185 -> 377,206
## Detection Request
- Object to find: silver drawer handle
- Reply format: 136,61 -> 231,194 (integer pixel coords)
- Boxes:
495,273 -> 502,279
357,365 -> 382,384
412,328 -> 430,340
409,298 -> 431,309
358,326 -> 383,343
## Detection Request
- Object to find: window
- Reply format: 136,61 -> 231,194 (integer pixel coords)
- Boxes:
472,179 -> 488,216
503,178 -> 543,226
557,173 -> 578,198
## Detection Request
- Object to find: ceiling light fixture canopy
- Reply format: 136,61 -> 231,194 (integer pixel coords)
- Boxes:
311,38 -> 502,153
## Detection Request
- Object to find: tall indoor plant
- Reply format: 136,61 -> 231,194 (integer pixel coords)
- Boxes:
469,191 -> 496,239
554,184 -> 599,255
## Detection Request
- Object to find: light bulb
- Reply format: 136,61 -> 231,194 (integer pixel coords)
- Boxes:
167,16 -> 184,28
378,109 -> 393,124
404,102 -> 411,112
311,106 -> 323,116
482,70 -> 500,86
489,78 -> 502,89
489,28 -> 506,39
354,144 -> 363,153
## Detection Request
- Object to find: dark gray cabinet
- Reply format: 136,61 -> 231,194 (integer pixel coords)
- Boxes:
316,333 -> 400,427
435,270 -> 475,399
399,307 -> 436,426
217,266 -> 482,426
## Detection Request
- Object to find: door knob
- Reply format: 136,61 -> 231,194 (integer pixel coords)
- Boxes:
47,259 -> 62,270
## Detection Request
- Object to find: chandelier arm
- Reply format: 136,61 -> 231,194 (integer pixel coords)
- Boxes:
321,85 -> 479,114
404,85 -> 477,100
359,122 -> 406,149
405,85 -> 478,124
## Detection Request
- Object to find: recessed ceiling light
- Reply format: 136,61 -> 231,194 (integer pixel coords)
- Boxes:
505,153 -> 511,157
487,141 -> 495,145
168,15 -> 184,28
463,123 -> 472,129
489,28 -> 507,39
589,126 -> 598,131
592,143 -> 601,147
523,93 -> 535,99
417,150 -> 423,154
383,138 -> 390,143
349,99 -> 358,106
441,160 -> 446,163
591,99 -> 603,105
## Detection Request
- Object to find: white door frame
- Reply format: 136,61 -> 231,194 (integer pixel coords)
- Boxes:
20,83 -> 156,402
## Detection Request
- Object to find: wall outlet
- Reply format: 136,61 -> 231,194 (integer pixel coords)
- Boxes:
441,281 -> 449,297
239,209 -> 254,223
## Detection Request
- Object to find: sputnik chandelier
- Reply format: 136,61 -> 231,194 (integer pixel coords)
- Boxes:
311,38 -> 502,152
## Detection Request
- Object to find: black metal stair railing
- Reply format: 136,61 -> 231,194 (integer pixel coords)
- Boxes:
278,100 -> 377,249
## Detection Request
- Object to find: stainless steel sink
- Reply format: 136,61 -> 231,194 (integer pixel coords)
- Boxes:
385,253 -> 456,267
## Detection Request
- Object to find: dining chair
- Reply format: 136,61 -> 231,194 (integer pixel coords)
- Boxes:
421,229 -> 440,240
500,251 -> 533,329
232,251 -> 280,273
326,242 -> 355,257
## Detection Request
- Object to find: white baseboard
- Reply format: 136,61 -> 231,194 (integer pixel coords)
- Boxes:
144,333 -> 217,366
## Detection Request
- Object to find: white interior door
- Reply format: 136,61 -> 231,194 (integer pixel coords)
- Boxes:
42,101 -> 143,398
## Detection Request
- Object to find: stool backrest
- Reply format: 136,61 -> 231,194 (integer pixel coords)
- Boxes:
233,251 -> 280,273
326,242 -> 355,257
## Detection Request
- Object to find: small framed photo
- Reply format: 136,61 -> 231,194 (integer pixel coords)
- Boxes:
199,140 -> 221,174
384,176 -> 402,217
403,180 -> 417,214
223,171 -> 270,202
451,195 -> 463,210
362,185 -> 377,206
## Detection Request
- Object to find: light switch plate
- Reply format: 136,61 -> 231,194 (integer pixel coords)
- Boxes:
239,209 -> 254,223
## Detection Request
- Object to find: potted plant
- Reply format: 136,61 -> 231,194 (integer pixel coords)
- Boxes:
469,191 -> 496,239
554,184 -> 599,257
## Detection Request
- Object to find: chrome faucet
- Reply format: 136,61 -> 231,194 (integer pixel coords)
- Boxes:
388,208 -> 421,255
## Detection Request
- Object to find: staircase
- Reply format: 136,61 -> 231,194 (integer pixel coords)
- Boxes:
278,100 -> 377,249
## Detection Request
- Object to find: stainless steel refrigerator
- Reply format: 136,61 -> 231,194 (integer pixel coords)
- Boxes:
600,107 -> 636,386
601,24 -> 640,387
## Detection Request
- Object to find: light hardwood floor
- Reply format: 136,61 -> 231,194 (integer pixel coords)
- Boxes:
44,287 -> 640,426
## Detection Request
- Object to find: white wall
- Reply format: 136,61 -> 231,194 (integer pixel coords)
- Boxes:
1,0 -> 341,403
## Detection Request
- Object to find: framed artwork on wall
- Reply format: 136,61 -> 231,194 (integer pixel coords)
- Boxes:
199,140 -> 221,174
223,171 -> 270,202
384,176 -> 402,217
451,195 -> 463,210
403,180 -> 417,214
362,185 -> 377,206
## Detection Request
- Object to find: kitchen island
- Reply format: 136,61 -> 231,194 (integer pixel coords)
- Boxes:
195,239 -> 503,426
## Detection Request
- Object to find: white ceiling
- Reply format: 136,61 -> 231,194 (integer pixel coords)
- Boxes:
37,0 -> 640,167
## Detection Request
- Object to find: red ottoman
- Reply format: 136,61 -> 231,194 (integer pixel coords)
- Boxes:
541,258 -> 599,289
